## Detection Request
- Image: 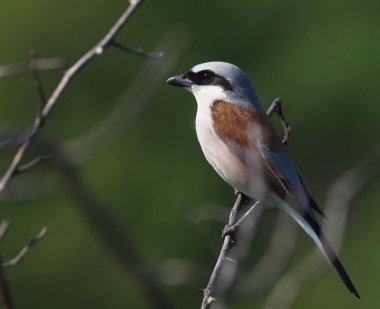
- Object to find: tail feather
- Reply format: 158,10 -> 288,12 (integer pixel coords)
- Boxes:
280,201 -> 360,299
317,230 -> 360,299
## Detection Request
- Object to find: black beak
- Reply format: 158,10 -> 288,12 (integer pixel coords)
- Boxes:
166,74 -> 192,88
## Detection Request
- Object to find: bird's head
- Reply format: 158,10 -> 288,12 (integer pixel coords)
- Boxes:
167,61 -> 261,110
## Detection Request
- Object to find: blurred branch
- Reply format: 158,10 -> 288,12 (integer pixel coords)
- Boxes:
0,56 -> 66,79
0,221 -> 10,241
0,221 -> 14,309
63,27 -> 190,164
15,155 -> 55,175
54,149 -> 173,309
2,227 -> 48,269
236,212 -> 298,297
29,50 -> 48,111
0,255 -> 12,309
110,40 -> 164,59
0,221 -> 48,309
262,143 -> 380,309
0,27 -> 190,192
0,26 -> 188,306
0,0 -> 145,192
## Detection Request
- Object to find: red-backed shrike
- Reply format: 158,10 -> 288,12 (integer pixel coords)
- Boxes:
167,61 -> 359,298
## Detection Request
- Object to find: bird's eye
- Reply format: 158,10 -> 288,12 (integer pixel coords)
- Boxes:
197,70 -> 214,84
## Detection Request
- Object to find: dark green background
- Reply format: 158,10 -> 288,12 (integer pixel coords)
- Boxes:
1,0 -> 379,308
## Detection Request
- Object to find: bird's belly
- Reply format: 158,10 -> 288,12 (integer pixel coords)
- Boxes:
195,114 -> 266,199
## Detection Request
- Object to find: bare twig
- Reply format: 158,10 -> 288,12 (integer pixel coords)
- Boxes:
110,40 -> 164,58
262,143 -> 380,309
237,212 -> 299,297
54,151 -> 173,309
200,196 -> 263,309
200,193 -> 245,309
0,0 -> 145,192
63,27 -> 190,164
2,227 -> 48,269
0,222 -> 47,309
0,253 -> 13,309
0,221 -> 10,241
29,50 -> 48,111
15,154 -> 55,174
0,56 -> 65,79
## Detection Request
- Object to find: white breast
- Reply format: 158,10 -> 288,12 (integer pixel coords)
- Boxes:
193,86 -> 251,193
192,85 -> 268,199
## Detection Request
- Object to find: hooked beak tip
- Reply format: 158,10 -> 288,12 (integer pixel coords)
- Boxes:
166,75 -> 191,88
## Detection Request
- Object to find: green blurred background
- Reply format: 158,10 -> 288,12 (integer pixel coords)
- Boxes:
1,0 -> 379,308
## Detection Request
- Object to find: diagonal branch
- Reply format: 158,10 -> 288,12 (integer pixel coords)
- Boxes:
0,0 -> 145,193
110,40 -> 164,59
29,50 -> 48,112
2,227 -> 48,269
200,193 -> 246,309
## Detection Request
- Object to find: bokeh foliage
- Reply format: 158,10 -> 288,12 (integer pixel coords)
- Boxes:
0,0 -> 379,308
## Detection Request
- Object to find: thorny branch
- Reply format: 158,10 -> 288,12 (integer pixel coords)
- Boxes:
200,193 -> 245,309
0,0 -> 151,192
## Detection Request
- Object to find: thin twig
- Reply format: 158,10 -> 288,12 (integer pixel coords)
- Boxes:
0,221 -> 10,241
110,40 -> 164,58
0,254 -> 13,309
228,201 -> 263,232
63,27 -> 190,164
0,0 -> 145,192
200,193 -> 245,309
0,222 -> 12,308
2,227 -> 48,269
15,154 -> 54,174
29,50 -> 48,112
201,196 -> 262,308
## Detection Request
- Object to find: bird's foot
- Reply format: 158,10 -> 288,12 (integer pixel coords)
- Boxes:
222,223 -> 238,240
234,188 -> 241,197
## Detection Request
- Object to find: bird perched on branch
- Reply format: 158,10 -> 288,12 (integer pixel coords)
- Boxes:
167,61 -> 359,299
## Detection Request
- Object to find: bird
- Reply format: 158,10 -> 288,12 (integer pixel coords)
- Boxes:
166,61 -> 360,299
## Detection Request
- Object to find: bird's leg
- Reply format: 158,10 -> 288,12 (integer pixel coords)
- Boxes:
266,98 -> 291,145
